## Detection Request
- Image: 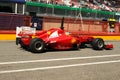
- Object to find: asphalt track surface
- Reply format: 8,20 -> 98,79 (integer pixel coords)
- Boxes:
0,41 -> 120,80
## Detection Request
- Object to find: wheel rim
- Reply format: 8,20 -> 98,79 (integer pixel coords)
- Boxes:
98,40 -> 104,48
35,41 -> 43,50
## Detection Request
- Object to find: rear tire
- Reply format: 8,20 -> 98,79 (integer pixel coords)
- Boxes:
29,38 -> 45,53
91,38 -> 104,50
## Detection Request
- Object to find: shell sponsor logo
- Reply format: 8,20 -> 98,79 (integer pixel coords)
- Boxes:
47,31 -> 51,35
32,35 -> 36,38
71,38 -> 76,44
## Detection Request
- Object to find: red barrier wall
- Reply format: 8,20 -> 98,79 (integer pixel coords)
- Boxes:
42,16 -> 120,36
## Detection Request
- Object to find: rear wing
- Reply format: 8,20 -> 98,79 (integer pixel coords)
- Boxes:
16,26 -> 36,38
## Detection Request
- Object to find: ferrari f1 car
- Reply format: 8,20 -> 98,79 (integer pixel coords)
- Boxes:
16,26 -> 113,53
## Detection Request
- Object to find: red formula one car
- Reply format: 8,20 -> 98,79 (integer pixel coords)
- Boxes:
16,26 -> 113,53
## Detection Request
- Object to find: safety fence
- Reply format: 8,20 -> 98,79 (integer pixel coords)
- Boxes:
42,17 -> 120,35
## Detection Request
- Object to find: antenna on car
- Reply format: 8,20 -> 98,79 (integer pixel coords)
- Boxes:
60,17 -> 64,30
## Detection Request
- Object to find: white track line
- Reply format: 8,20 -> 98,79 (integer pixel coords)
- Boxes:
0,59 -> 120,74
0,54 -> 120,65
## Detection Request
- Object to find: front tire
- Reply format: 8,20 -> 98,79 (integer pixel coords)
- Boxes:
29,38 -> 45,53
91,38 -> 104,50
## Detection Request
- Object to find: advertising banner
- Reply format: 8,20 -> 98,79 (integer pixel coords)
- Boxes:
0,0 -> 26,3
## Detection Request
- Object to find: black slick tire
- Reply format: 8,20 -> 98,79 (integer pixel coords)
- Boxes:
91,38 -> 104,50
29,38 -> 45,53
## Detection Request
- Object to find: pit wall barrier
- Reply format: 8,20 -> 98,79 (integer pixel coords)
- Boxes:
0,13 -> 31,40
0,16 -> 120,40
0,31 -> 15,40
0,31 -> 120,41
